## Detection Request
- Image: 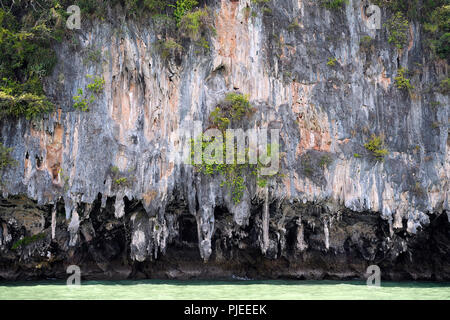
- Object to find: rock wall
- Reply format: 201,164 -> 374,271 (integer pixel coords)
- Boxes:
0,0 -> 448,280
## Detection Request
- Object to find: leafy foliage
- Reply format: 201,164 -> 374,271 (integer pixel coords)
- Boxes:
251,0 -> 271,4
78,0 -> 168,18
86,74 -> 105,94
209,93 -> 254,130
374,0 -> 449,61
327,57 -> 337,67
385,12 -> 410,49
426,5 -> 450,60
0,142 -> 15,171
360,35 -> 374,52
73,75 -> 104,111
0,3 -> 62,119
73,88 -> 94,112
319,155 -> 332,168
190,93 -> 280,204
115,177 -> 128,185
251,0 -> 272,15
320,0 -> 348,10
178,7 -> 215,50
155,38 -> 183,60
439,77 -> 450,94
394,68 -> 414,90
11,233 -> 46,250
364,134 -> 389,160
169,0 -> 198,25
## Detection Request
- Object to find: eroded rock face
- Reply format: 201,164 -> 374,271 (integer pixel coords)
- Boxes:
0,0 -> 448,280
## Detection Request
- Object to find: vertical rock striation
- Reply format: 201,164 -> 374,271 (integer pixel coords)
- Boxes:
0,0 -> 448,280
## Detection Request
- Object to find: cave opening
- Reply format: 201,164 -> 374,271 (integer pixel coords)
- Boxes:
178,214 -> 198,244
214,205 -> 230,221
123,197 -> 146,216
35,155 -> 42,168
285,219 -> 299,254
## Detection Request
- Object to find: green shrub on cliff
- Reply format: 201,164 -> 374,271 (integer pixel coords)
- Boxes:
140,0 -> 168,13
320,0 -> 348,10
327,57 -> 337,67
209,93 -> 254,130
439,77 -> 450,94
394,68 -> 414,91
251,0 -> 272,14
0,142 -> 15,171
169,0 -> 199,25
0,6 -> 59,119
76,0 -> 168,18
426,5 -> 450,60
179,7 -> 209,38
178,7 -> 215,50
190,93 -> 281,204
364,134 -> 389,160
360,36 -> 374,52
155,38 -> 183,60
0,88 -> 53,119
86,75 -> 105,94
319,155 -> 333,168
11,233 -> 46,250
115,177 -> 128,185
251,0 -> 271,4
385,12 -> 410,49
73,88 -> 94,112
374,0 -> 449,61
72,75 -> 105,111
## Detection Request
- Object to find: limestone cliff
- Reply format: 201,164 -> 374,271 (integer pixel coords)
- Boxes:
0,0 -> 449,281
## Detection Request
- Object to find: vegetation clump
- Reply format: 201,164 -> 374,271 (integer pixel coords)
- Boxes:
72,75 -> 105,111
251,0 -> 271,4
394,68 -> 414,90
364,134 -> 389,160
439,77 -> 450,94
0,142 -> 15,173
0,4 -> 61,119
86,74 -> 105,94
319,155 -> 332,168
320,0 -> 348,10
374,0 -> 448,61
385,12 -> 410,49
115,177 -> 128,185
360,36 -> 374,52
327,57 -> 337,67
251,0 -> 272,15
169,0 -> 199,25
12,233 -> 46,250
287,20 -> 300,32
155,38 -> 183,60
110,165 -> 129,187
210,93 -> 255,130
425,5 -> 449,61
179,7 -> 215,50
190,93 -> 279,204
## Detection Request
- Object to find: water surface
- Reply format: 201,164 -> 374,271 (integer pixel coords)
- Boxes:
0,280 -> 449,300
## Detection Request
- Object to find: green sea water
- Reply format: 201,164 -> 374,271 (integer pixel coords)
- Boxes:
0,280 -> 449,300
